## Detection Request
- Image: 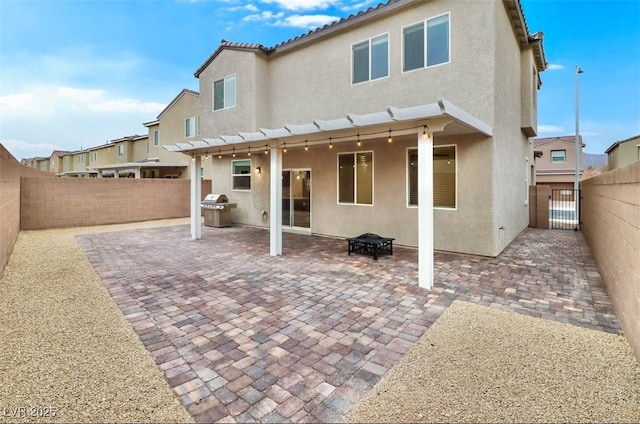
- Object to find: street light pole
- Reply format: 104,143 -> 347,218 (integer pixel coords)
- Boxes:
575,65 -> 583,230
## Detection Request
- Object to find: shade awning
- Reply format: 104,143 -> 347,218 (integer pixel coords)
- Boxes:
164,98 -> 493,156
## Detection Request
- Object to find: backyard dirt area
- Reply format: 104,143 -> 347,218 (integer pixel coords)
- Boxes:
1,220 -> 639,423
347,300 -> 640,423
0,219 -> 192,423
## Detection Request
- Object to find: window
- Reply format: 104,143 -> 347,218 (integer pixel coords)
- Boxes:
63,156 -> 67,165
185,117 -> 196,138
352,33 -> 389,84
407,146 -> 456,208
153,130 -> 159,146
78,155 -> 84,164
403,13 -> 450,72
90,152 -> 98,162
551,150 -> 566,162
213,74 -> 237,111
117,145 -> 124,157
338,152 -> 373,205
232,160 -> 251,190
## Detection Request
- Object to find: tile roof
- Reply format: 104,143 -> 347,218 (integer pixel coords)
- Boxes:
534,135 -> 584,148
604,134 -> 640,153
195,0 -> 546,77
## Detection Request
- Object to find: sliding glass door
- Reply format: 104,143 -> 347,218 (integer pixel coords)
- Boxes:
282,169 -> 311,229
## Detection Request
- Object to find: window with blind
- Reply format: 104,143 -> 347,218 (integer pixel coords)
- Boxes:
407,146 -> 456,208
352,33 -> 389,84
338,152 -> 373,205
403,13 -> 450,72
232,159 -> 251,191
185,116 -> 196,138
213,74 -> 237,111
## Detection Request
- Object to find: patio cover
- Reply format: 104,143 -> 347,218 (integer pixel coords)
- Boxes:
90,161 -> 188,178
164,98 -> 493,289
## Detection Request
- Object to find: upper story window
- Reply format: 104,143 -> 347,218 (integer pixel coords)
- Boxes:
78,155 -> 85,164
352,33 -> 389,84
213,74 -> 237,111
403,13 -> 450,72
551,150 -> 566,162
153,130 -> 159,146
90,152 -> 98,162
63,156 -> 67,165
117,145 -> 124,157
232,159 -> 251,190
407,145 -> 456,208
338,151 -> 373,205
185,117 -> 196,138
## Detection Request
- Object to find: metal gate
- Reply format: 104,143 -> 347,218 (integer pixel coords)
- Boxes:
550,189 -> 581,230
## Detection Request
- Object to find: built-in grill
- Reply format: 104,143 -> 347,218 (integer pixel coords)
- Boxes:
202,194 -> 236,227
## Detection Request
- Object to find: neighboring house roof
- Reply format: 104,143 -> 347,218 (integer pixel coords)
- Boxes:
536,168 -> 584,175
155,88 -> 200,121
534,135 -> 585,148
50,150 -> 70,158
112,134 -> 147,144
604,134 -> 640,154
194,0 -> 546,77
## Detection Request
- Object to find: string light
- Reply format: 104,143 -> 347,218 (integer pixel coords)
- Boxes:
283,143 -> 287,153
232,147 -> 236,157
388,130 -> 392,143
329,137 -> 333,149
204,151 -> 209,159
304,140 -> 308,151
191,155 -> 195,162
264,145 -> 268,155
357,133 -> 361,147
247,147 -> 251,156
422,125 -> 430,139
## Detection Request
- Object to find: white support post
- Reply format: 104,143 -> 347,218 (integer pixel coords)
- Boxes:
190,155 -> 202,240
418,128 -> 434,289
270,147 -> 283,256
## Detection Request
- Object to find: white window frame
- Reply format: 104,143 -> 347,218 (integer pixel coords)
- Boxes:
551,150 -> 566,162
213,74 -> 237,111
153,130 -> 159,146
337,151 -> 374,206
231,159 -> 251,191
90,152 -> 98,162
406,144 -> 457,210
185,116 -> 196,138
78,155 -> 84,164
351,32 -> 390,85
63,156 -> 67,165
402,12 -> 451,74
117,145 -> 124,157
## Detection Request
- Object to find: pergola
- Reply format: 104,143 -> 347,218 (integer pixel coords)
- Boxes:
164,98 -> 492,289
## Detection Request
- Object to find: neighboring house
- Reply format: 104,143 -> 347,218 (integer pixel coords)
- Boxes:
34,157 -> 49,173
605,134 -> 640,170
141,89 -> 213,180
48,150 -> 69,174
165,0 -> 547,289
534,135 -> 584,192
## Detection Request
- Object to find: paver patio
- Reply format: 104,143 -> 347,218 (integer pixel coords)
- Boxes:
76,226 -> 621,423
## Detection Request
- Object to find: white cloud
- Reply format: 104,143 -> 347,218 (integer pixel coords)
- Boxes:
228,3 -> 259,12
537,124 -> 565,134
0,139 -> 64,155
243,10 -> 285,22
260,0 -> 339,11
547,63 -> 564,71
275,14 -> 337,28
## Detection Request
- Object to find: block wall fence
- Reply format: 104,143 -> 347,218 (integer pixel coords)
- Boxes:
581,161 -> 640,362
20,178 -> 211,230
0,144 -> 53,277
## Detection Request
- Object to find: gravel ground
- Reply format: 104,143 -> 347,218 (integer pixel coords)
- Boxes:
346,300 -> 640,423
0,219 -> 193,423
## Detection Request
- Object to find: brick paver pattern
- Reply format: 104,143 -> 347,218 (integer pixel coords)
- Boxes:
77,226 -> 621,423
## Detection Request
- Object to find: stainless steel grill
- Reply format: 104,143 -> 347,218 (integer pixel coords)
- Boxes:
202,194 -> 236,227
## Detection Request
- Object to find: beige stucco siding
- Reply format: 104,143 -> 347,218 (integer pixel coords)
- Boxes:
608,136 -> 640,170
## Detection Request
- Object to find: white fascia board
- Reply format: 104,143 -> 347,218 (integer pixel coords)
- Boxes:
176,142 -> 194,149
285,123 -> 320,135
438,98 -> 493,136
313,118 -> 353,131
238,132 -> 267,142
219,135 -> 245,144
202,138 -> 227,147
191,140 -> 211,149
260,127 -> 291,138
347,111 -> 393,127
388,103 -> 441,121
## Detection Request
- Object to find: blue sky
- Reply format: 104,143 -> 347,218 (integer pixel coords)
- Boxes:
1,0 -> 638,160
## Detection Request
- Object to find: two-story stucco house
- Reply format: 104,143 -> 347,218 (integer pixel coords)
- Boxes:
605,134 -> 640,170
165,0 -> 547,289
534,135 -> 585,193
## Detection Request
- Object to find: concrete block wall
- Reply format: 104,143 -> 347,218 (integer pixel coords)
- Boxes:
20,178 -> 212,230
0,144 -> 53,277
581,161 -> 640,362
